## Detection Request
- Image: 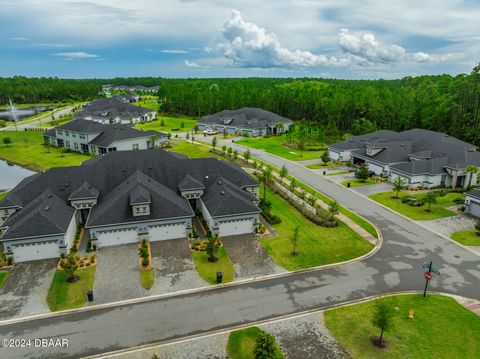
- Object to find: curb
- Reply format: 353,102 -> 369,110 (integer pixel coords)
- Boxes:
84,290 -> 467,359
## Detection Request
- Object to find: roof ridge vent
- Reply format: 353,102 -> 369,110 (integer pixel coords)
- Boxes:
44,206 -> 50,211
220,190 -> 225,195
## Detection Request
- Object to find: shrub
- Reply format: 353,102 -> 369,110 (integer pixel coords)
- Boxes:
92,244 -> 97,252
86,262 -> 91,267
60,253 -> 66,259
453,197 -> 465,205
7,256 -> 13,266
90,255 -> 96,264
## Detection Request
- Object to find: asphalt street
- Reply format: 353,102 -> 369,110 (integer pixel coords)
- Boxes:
0,139 -> 479,358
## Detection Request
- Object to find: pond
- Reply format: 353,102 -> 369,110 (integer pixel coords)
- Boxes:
0,160 -> 36,190
0,105 -> 55,122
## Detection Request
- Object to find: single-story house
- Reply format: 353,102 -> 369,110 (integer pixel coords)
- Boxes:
464,189 -> 480,217
114,93 -> 140,103
103,85 -> 159,93
0,150 -> 260,262
43,119 -> 168,155
328,128 -> 480,189
197,107 -> 294,137
75,97 -> 156,124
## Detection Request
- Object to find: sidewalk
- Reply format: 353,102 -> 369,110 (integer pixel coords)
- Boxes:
454,295 -> 480,316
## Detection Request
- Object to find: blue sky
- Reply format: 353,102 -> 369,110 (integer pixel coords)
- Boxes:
0,0 -> 478,79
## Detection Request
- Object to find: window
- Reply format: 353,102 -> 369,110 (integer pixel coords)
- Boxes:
72,133 -> 77,138
132,144 -> 139,150
79,134 -> 86,140
65,141 -> 70,148
65,131 -> 70,137
57,130 -> 63,135
74,143 -> 79,150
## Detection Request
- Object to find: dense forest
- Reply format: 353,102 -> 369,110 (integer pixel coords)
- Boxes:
0,64 -> 478,143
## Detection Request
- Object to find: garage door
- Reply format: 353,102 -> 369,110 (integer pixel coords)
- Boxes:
149,223 -> 187,241
219,219 -> 254,237
13,241 -> 60,262
469,201 -> 480,217
97,229 -> 137,247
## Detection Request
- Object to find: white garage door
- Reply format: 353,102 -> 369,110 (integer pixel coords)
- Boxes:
97,229 -> 137,247
469,201 -> 480,217
219,219 -> 254,237
149,223 -> 187,241
13,241 -> 60,262
368,162 -> 384,175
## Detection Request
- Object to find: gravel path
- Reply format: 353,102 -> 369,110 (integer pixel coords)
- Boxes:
222,234 -> 287,280
0,259 -> 57,320
149,238 -> 206,295
420,213 -> 476,237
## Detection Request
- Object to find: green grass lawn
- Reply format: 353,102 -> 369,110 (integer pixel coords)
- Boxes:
325,294 -> 480,359
451,229 -> 480,246
341,178 -> 376,187
135,115 -> 197,133
169,141 -> 223,159
140,268 -> 154,289
0,272 -> 9,288
0,191 -> 9,201
369,191 -> 461,220
259,188 -> 373,270
237,135 -> 323,161
328,171 -> 352,176
0,131 -> 90,171
226,327 -> 284,359
134,99 -> 159,111
46,267 -> 96,312
306,163 -> 330,169
191,247 -> 235,284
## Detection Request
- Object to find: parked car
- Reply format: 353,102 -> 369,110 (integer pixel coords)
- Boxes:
203,128 -> 218,135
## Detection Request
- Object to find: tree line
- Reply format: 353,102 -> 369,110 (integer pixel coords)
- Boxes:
0,64 -> 478,143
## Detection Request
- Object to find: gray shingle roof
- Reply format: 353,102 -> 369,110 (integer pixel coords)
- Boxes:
466,189 -> 480,200
331,128 -> 480,175
1,190 -> 75,240
68,182 -> 99,200
129,184 -> 151,205
178,174 -> 205,191
1,150 -> 258,239
199,107 -> 294,130
75,97 -> 153,120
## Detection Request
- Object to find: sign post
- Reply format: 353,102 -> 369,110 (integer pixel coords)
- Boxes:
422,261 -> 440,297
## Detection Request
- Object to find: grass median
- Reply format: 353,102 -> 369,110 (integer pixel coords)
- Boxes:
227,327 -> 284,359
191,247 -> 235,284
451,229 -> 480,246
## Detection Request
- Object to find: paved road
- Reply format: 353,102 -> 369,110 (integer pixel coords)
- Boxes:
1,140 -> 479,358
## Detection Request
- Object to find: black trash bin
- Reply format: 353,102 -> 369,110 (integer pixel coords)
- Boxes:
216,271 -> 223,284
323,170 -> 326,175
347,182 -> 351,188
87,290 -> 94,302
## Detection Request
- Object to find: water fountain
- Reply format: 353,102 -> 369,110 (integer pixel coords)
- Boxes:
8,99 -> 18,131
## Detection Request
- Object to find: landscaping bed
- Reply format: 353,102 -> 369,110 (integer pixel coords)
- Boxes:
46,266 -> 96,312
369,191 -> 462,220
451,229 -> 480,246
138,239 -> 154,290
0,271 -> 9,289
324,294 -> 480,359
226,326 -> 284,359
259,187 -> 373,270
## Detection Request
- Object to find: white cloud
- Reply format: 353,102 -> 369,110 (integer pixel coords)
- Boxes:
184,60 -> 200,68
160,49 -> 190,54
9,37 -> 28,41
35,43 -> 74,48
54,51 -> 98,59
213,10 -> 347,68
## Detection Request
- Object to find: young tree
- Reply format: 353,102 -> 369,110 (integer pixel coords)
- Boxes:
64,253 -> 79,282
372,300 -> 395,347
356,164 -> 369,183
160,119 -> 165,127
150,134 -> 158,149
259,166 -> 273,201
392,176 -> 407,198
254,331 -> 277,359
466,165 -> 478,190
291,226 -> 300,256
321,151 -> 329,164
2,137 -> 11,146
328,201 -> 340,217
233,149 -> 238,160
280,164 -> 288,181
424,191 -> 437,212
244,149 -> 251,163
221,144 -> 227,154
289,177 -> 297,193
205,233 -> 217,262
307,195 -> 316,207
227,147 -> 233,157
211,136 -> 217,150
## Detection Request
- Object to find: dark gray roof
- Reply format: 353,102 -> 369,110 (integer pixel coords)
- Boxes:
1,150 -> 258,239
202,176 -> 260,217
68,182 -> 99,200
51,119 -> 167,148
330,129 -> 480,175
75,97 -> 154,120
199,107 -> 294,130
178,174 -> 205,191
1,190 -> 75,240
129,184 -> 151,205
467,189 -> 480,200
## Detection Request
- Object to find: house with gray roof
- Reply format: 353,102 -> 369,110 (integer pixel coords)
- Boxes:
197,107 -> 294,137
464,189 -> 480,218
0,150 -> 260,262
43,119 -> 168,155
75,97 -> 156,125
328,129 -> 480,189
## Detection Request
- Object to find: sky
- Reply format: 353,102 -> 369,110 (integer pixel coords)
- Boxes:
0,0 -> 479,79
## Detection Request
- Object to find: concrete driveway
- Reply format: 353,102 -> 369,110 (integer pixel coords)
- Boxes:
222,234 -> 286,279
149,238 -> 206,294
0,259 -> 57,320
93,244 -> 148,304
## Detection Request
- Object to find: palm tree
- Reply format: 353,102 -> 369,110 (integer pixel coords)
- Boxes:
211,136 -> 217,150
466,165 -> 478,190
259,166 -> 273,201
150,134 -> 158,149
424,191 -> 437,212
243,149 -> 251,163
392,176 -> 407,198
